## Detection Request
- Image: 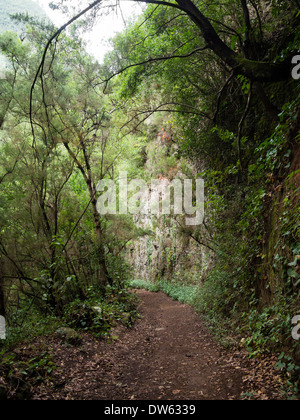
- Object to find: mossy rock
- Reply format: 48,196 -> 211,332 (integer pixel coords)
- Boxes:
56,327 -> 82,346
121,312 -> 131,325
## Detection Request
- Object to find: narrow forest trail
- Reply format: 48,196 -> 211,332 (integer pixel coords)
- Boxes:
32,290 -> 285,400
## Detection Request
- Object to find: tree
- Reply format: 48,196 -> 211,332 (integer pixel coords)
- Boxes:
33,0 -> 298,93
29,0 -> 299,167
48,53 -> 115,288
0,21 -> 120,313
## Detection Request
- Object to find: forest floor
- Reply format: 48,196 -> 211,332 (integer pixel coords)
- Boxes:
23,289 -> 288,400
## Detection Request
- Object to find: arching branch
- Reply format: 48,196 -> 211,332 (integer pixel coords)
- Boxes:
30,0 -> 293,127
237,81 -> 252,170
101,45 -> 209,92
30,0 -> 104,141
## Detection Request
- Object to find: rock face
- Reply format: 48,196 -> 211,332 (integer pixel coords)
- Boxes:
124,120 -> 213,286
125,139 -> 211,284
127,214 -> 211,284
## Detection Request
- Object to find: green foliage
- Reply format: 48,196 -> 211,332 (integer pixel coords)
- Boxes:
275,351 -> 300,397
158,280 -> 198,305
64,299 -> 112,337
0,14 -> 153,384
19,351 -> 57,378
0,347 -> 57,399
129,279 -> 161,293
3,303 -> 61,350
129,278 -> 198,305
64,285 -> 139,338
243,308 -> 290,356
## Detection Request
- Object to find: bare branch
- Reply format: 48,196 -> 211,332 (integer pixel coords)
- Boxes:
248,0 -> 263,42
240,0 -> 251,35
213,72 -> 235,123
189,232 -> 216,253
131,13 -> 187,50
0,158 -> 19,184
30,0 -> 104,143
237,80 -> 252,170
101,45 -> 209,92
120,101 -> 212,134
138,4 -> 160,28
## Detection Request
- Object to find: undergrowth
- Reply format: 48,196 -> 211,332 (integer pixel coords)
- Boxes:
129,278 -> 198,305
0,283 -> 140,399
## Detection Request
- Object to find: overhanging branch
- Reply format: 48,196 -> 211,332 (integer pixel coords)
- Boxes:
30,0 -> 104,143
101,45 -> 209,92
30,0 -> 293,129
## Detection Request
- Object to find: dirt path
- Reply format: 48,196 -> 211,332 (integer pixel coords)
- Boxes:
32,289 -> 285,400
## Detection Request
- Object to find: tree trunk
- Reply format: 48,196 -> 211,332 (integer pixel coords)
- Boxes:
79,133 -> 112,289
63,138 -> 112,290
90,184 -> 112,289
35,0 -> 293,89
174,0 -> 291,82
